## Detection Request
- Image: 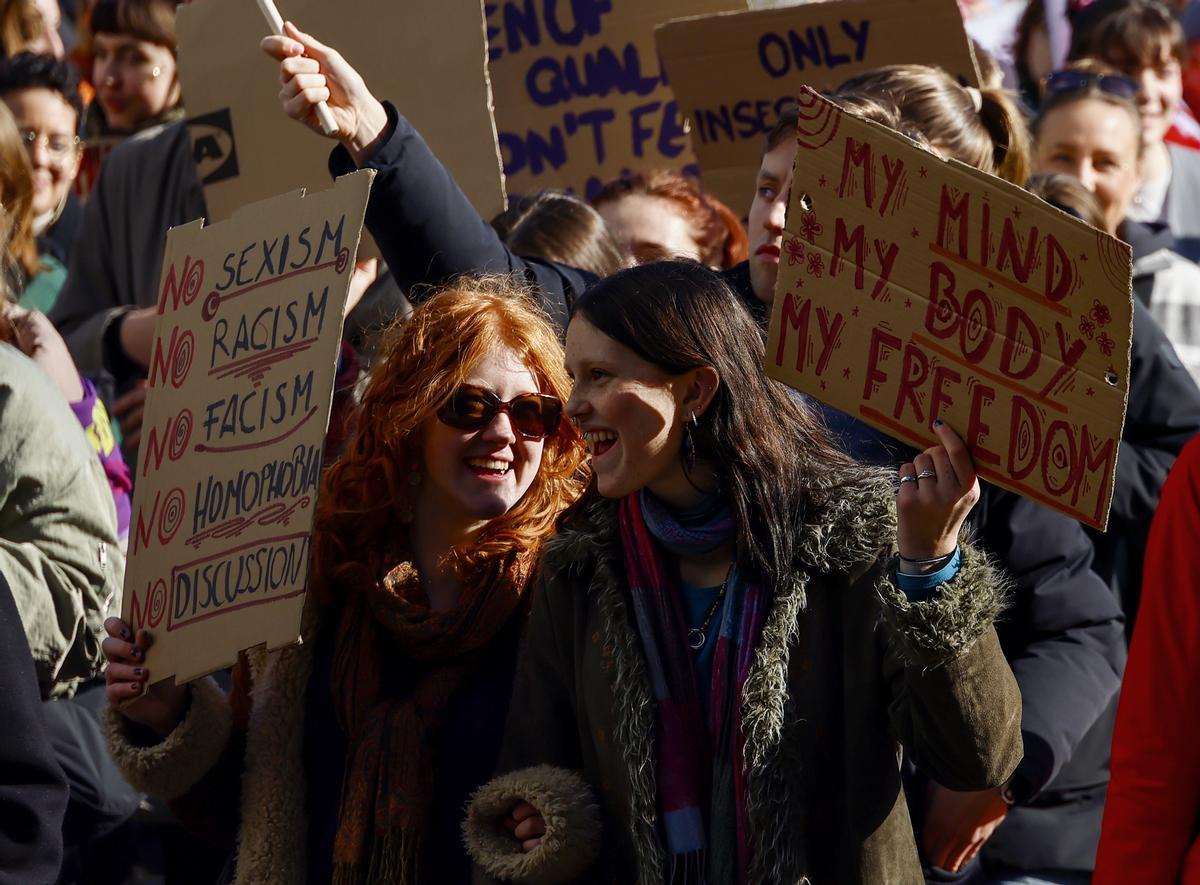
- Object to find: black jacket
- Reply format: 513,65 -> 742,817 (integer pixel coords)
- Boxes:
328,102 -> 593,333
327,104 -> 770,336
970,488 -> 1125,872
1095,225 -> 1200,629
0,572 -> 67,885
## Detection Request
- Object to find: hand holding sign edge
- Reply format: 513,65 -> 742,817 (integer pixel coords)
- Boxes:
896,421 -> 980,571
103,618 -> 188,738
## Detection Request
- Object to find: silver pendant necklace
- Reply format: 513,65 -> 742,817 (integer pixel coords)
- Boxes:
686,567 -> 732,651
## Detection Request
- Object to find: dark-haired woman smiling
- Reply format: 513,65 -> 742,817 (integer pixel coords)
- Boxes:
465,261 -> 1022,885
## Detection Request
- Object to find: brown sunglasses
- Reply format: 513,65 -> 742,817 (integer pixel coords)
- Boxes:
437,385 -> 563,440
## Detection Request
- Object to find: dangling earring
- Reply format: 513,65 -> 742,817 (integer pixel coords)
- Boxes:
681,412 -> 698,473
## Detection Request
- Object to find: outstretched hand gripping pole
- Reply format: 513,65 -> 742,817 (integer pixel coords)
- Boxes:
254,0 -> 339,136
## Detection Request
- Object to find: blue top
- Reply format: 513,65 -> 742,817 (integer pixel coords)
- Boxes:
895,548 -> 962,600
680,579 -> 722,714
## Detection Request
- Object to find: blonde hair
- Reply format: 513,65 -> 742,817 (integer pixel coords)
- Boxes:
312,275 -> 586,602
837,64 -> 1032,184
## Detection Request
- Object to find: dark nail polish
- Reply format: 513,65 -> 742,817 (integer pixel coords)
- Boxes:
121,628 -> 131,641
131,647 -> 142,659
932,419 -> 943,428
133,668 -> 144,677
131,683 -> 140,693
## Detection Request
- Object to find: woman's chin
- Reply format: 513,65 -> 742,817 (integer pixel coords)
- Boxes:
31,194 -> 57,219
595,469 -> 637,500
464,495 -> 516,521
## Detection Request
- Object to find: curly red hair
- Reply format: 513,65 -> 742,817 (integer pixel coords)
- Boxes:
312,275 -> 586,603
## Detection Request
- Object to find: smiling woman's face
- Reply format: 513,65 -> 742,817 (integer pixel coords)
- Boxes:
563,316 -> 691,500
3,87 -> 79,219
416,345 -> 547,536
1033,98 -> 1143,234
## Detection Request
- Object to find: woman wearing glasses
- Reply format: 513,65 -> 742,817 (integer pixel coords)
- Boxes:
0,52 -> 83,313
101,276 -> 587,884
464,261 -> 1022,885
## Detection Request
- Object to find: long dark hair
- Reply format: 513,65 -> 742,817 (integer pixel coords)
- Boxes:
571,261 -> 857,585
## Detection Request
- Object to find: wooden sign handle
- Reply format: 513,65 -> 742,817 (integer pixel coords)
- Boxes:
254,0 -> 339,137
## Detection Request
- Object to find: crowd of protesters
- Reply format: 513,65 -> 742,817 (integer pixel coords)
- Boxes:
2,0 -> 1200,883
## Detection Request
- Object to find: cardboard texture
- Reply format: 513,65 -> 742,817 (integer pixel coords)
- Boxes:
176,0 -> 503,235
487,0 -> 744,201
656,0 -> 980,211
121,171 -> 374,686
766,91 -> 1133,530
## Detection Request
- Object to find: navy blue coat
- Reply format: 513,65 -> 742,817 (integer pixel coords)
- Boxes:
822,409 -> 1126,871
328,102 -> 593,333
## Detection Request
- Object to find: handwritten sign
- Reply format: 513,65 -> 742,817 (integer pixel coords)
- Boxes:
176,0 -> 503,234
766,91 -> 1132,530
487,0 -> 744,200
121,171 -> 374,685
656,0 -> 979,212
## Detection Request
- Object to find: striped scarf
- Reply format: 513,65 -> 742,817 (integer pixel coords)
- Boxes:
329,553 -> 529,884
618,493 -> 767,884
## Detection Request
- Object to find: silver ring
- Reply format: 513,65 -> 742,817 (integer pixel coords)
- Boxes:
899,474 -> 918,484
916,469 -> 937,480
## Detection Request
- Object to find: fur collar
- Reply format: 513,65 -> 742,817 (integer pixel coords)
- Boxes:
539,466 -> 898,884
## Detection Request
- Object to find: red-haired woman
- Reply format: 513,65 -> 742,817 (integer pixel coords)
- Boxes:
591,170 -> 749,269
100,276 -> 587,884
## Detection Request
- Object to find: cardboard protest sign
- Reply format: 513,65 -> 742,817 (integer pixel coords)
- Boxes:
487,0 -> 744,201
121,171 -> 374,685
176,0 -> 503,232
766,90 -> 1132,530
656,0 -> 980,211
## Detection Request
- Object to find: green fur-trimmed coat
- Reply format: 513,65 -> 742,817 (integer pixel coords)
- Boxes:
466,472 -> 1023,885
